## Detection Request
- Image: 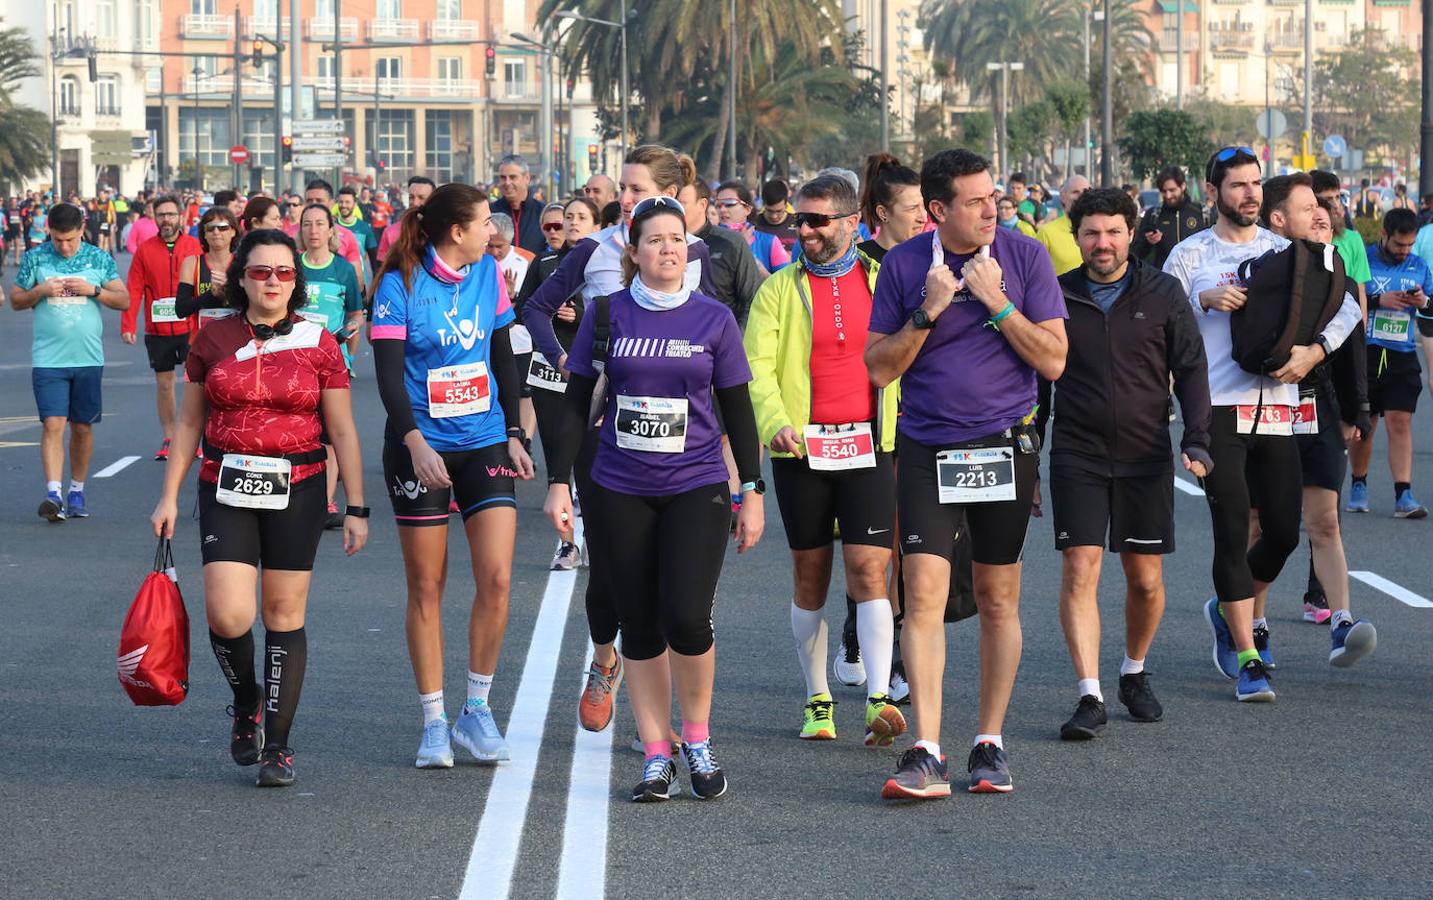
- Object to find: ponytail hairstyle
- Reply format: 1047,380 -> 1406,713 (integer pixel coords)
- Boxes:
375,182 -> 490,292
623,144 -> 698,197
860,152 -> 920,231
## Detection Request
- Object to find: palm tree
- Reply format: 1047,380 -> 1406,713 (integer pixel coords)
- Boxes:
0,21 -> 47,192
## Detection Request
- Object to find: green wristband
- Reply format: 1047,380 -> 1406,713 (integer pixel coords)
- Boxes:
989,301 -> 1016,324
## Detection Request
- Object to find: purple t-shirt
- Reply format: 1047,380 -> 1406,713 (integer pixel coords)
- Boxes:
869,227 -> 1066,445
567,289 -> 751,496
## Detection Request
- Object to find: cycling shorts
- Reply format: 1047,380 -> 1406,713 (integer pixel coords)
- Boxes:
1050,462 -> 1174,554
198,475 -> 327,570
383,437 -> 516,526
771,452 -> 896,551
145,333 -> 191,373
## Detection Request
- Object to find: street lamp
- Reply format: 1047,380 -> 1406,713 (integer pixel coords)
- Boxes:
986,61 -> 1024,179
557,3 -> 629,163
191,63 -> 205,190
1083,5 -> 1104,179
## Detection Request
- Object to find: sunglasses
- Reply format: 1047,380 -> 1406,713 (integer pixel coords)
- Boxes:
715,198 -> 747,209
631,196 -> 686,219
203,222 -> 232,232
542,221 -> 565,233
245,265 -> 298,283
1206,146 -> 1258,182
794,211 -> 856,229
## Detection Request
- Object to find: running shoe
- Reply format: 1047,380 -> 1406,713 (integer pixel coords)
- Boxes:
65,489 -> 88,519
227,704 -> 264,766
256,746 -> 295,787
324,501 -> 343,530
1253,623 -> 1276,670
1394,489 -> 1428,519
967,742 -> 1013,793
1346,480 -> 1370,513
550,541 -> 580,571
578,656 -> 623,733
631,755 -> 678,803
1059,695 -> 1107,741
1118,672 -> 1164,723
881,746 -> 950,800
681,740 -> 728,800
1203,597 -> 1239,680
451,700 -> 510,763
834,636 -> 865,687
1235,659 -> 1276,702
864,694 -> 907,747
1302,590 -> 1332,624
1330,619 -> 1377,668
38,491 -> 66,523
154,438 -> 171,462
799,693 -> 836,740
889,663 -> 910,706
415,718 -> 454,769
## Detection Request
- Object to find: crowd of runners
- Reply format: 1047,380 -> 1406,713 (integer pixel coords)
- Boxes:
6,143 -> 1430,799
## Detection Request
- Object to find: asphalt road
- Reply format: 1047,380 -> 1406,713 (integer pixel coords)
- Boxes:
2,255 -> 1432,899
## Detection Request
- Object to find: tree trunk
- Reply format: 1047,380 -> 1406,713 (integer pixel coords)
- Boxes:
1064,137 -> 1072,182
709,77 -> 731,181
645,104 -> 662,144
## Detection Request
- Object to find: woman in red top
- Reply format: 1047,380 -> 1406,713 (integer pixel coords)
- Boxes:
150,229 -> 368,789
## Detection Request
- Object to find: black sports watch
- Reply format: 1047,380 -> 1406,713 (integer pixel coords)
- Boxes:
910,308 -> 936,330
345,505 -> 371,519
1316,335 -> 1333,358
739,479 -> 766,496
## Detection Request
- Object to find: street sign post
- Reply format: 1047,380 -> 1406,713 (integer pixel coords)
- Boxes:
292,119 -> 343,136
292,152 -> 348,168
1323,134 -> 1347,160
1256,110 -> 1288,142
291,136 -> 346,152
229,145 -> 250,166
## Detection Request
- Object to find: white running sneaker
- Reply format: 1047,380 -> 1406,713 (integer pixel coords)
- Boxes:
833,636 -> 866,687
415,718 -> 454,768
551,541 -> 581,571
452,701 -> 510,763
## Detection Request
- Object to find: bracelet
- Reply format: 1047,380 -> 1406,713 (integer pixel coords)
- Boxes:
989,301 -> 1016,324
345,505 -> 371,519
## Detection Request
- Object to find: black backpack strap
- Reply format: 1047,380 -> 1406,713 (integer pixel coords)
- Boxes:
1319,244 -> 1346,334
591,294 -> 611,367
1273,240 -> 1312,368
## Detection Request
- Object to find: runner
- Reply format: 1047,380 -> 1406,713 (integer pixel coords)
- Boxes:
680,179 -> 765,328
10,203 -> 130,521
370,183 -> 535,769
583,173 -> 618,209
716,182 -> 791,274
150,228 -> 368,788
241,196 -> 283,233
858,153 -> 928,262
1163,149 -> 1362,703
1048,188 -> 1212,739
96,187 -> 117,255
1349,207 -> 1433,518
522,145 -> 716,734
866,149 -> 1067,798
997,197 -> 1036,238
1353,179 -> 1380,221
751,178 -> 800,257
743,174 -> 904,747
1008,173 -> 1035,228
1131,167 -> 1206,270
174,207 -> 238,328
541,194 -> 764,801
488,212 -> 537,452
493,154 -> 547,255
122,194 -> 203,461
378,176 -> 437,263
1035,176 -> 1089,276
538,202 -> 567,253
336,185 -> 379,273
1255,175 -> 1377,665
301,180 -> 365,287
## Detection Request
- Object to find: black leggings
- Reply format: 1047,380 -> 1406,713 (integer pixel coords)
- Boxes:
1202,406 -> 1304,603
587,479 -> 731,661
572,428 -> 620,646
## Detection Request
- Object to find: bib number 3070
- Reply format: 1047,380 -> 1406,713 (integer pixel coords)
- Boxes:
427,362 -> 490,418
615,395 -> 688,453
804,423 -> 876,471
215,454 -> 292,510
936,447 -> 1016,504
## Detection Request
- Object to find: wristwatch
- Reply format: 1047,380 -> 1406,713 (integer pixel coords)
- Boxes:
739,479 -> 766,495
1316,335 -> 1333,358
345,505 -> 371,519
910,308 -> 935,330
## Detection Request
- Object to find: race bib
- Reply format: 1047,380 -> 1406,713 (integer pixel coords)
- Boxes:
803,423 -> 876,471
215,454 -> 291,510
936,446 -> 1016,504
1293,389 -> 1320,436
427,362 -> 490,418
199,307 -> 235,326
1235,404 -> 1293,436
527,353 -> 566,393
151,296 -> 182,323
615,395 -> 688,453
46,278 -> 87,305
299,307 -> 330,329
1371,308 -> 1412,344
509,323 -> 534,354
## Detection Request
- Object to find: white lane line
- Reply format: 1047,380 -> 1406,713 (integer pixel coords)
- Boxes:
1349,571 -> 1433,608
93,455 -> 142,478
556,634 -> 614,900
458,538 -> 578,900
1174,477 -> 1205,496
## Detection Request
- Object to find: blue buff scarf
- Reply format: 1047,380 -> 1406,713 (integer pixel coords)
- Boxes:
802,239 -> 859,278
628,273 -> 692,311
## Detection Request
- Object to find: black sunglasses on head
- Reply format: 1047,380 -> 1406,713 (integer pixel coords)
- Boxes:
794,210 -> 857,229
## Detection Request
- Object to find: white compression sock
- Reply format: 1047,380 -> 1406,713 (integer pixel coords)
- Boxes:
46,481 -> 61,495
914,739 -> 941,758
467,671 -> 493,707
856,598 -> 895,698
1077,678 -> 1103,702
790,602 -> 830,697
1120,656 -> 1145,676
1331,609 -> 1353,628
1253,617 -> 1268,630
974,733 -> 1004,750
69,480 -> 84,493
419,690 -> 445,723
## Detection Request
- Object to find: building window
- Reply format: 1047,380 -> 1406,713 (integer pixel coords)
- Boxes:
426,110 -> 453,181
138,0 -> 159,45
96,75 -> 121,116
375,108 -> 414,179
191,0 -> 215,13
437,0 -> 460,19
503,60 -> 526,98
378,0 -> 401,18
376,57 -> 401,82
438,57 -> 461,81
253,0 -> 277,20
317,56 -> 334,80
96,0 -> 117,38
242,108 -> 276,169
59,76 -> 80,116
179,106 -> 233,168
315,0 -> 334,18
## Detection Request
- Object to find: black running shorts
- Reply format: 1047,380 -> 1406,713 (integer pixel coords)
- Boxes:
197,475 -> 327,570
1049,462 -> 1175,554
145,333 -> 191,373
383,437 -> 517,525
1296,385 -> 1347,492
770,452 -> 896,551
1367,348 -> 1421,415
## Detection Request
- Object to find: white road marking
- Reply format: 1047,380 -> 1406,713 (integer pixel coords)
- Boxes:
458,531 -> 579,900
556,632 -> 614,900
93,455 -> 141,478
1349,571 -> 1433,608
1174,477 -> 1205,496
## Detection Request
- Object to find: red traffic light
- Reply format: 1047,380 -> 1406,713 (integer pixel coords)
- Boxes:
485,46 -> 496,59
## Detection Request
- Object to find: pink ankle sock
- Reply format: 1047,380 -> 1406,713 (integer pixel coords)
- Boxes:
643,741 -> 670,759
681,721 -> 709,745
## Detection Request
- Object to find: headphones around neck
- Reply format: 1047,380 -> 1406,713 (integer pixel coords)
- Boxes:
247,316 -> 293,340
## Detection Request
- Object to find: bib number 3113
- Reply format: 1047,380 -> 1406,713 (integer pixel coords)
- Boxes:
936,446 -> 1016,504
615,395 -> 688,453
215,454 -> 292,510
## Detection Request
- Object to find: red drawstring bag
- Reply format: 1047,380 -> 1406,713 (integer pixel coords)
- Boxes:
117,538 -> 191,706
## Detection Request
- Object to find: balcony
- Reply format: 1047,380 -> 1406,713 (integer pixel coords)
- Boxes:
367,18 -> 420,42
1159,30 -> 1200,52
1268,31 -> 1305,51
313,76 -> 484,100
305,17 -> 359,42
244,17 -> 292,40
496,81 -> 542,103
181,13 -> 234,39
182,74 -> 276,95
1209,31 -> 1255,52
429,20 -> 481,41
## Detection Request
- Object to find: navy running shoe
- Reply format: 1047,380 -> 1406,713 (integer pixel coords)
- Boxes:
881,746 -> 950,800
1235,659 -> 1275,703
967,742 -> 1013,793
1330,619 -> 1377,668
1204,598 -> 1238,679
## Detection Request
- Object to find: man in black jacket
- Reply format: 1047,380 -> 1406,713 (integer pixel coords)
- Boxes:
1049,188 -> 1213,740
493,154 -> 547,255
679,179 -> 766,328
1131,166 -> 1206,270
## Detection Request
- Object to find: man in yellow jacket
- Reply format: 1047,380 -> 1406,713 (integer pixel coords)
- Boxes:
743,173 -> 905,750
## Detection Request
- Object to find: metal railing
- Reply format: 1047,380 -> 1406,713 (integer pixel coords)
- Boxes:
305,17 -> 359,41
1208,32 -> 1255,52
367,18 -> 420,41
1158,31 -> 1200,52
429,20 -> 481,41
180,13 -> 234,38
312,75 -> 484,98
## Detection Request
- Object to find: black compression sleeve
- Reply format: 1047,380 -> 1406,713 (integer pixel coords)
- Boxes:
548,373 -> 597,484
715,384 -> 761,484
373,339 -> 418,438
489,324 -> 523,432
174,279 -> 201,318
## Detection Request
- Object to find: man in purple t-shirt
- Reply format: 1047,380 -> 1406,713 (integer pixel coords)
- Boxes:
865,148 -> 1068,800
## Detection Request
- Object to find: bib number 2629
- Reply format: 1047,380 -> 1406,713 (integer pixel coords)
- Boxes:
215,454 -> 292,510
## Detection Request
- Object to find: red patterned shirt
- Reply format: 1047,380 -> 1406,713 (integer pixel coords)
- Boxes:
185,313 -> 349,484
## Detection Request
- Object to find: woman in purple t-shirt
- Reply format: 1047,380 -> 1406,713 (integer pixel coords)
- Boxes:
543,196 -> 765,803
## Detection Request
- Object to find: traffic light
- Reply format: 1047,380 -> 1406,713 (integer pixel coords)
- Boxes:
375,158 -> 387,174
251,41 -> 265,67
587,144 -> 598,174
281,135 -> 293,164
566,77 -> 575,100
485,46 -> 496,78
